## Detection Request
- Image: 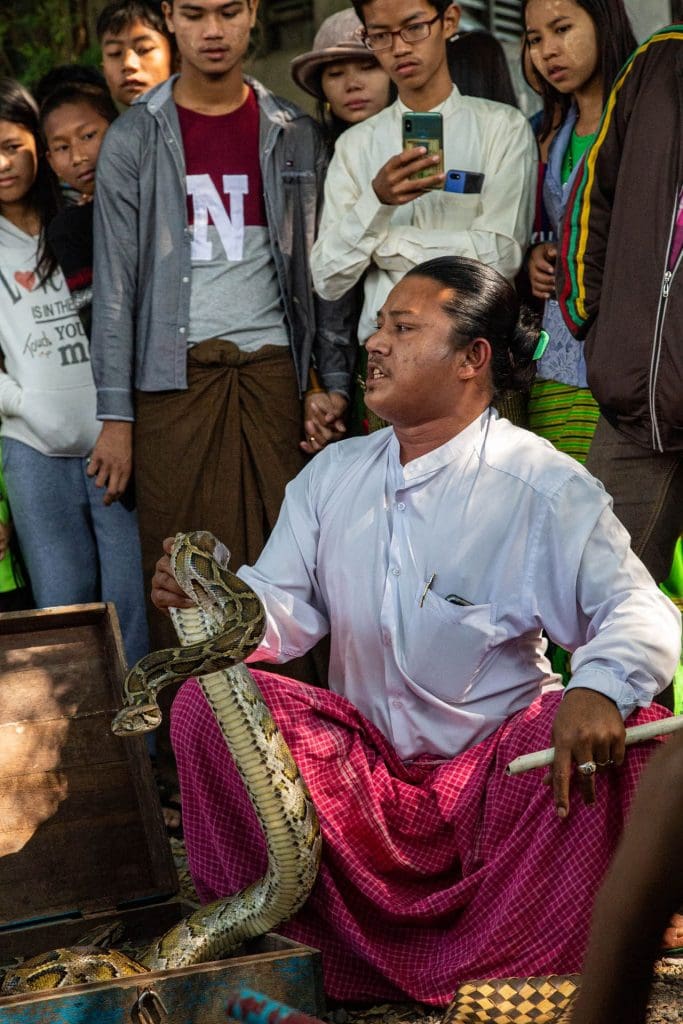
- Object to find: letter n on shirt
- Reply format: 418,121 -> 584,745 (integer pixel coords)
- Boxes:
186,174 -> 248,262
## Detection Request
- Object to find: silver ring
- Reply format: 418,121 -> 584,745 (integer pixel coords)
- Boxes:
577,760 -> 597,776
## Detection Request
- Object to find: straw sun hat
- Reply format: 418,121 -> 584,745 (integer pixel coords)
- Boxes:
290,9 -> 378,100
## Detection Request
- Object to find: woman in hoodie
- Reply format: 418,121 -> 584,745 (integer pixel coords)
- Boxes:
523,0 -> 636,464
0,77 -> 148,668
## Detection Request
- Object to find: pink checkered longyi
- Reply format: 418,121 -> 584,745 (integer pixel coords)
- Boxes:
171,672 -> 667,1007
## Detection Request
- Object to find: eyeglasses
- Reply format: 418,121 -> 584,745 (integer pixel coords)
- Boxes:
363,14 -> 442,52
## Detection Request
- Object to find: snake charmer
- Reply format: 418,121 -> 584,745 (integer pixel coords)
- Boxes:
152,257 -> 682,1007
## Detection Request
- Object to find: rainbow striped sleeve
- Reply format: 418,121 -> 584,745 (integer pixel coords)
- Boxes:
559,28 -> 683,334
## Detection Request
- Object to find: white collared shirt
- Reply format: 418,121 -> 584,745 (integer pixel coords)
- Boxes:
310,87 -> 537,345
239,412 -> 681,761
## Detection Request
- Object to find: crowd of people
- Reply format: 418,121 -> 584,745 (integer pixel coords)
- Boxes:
0,0 -> 682,1014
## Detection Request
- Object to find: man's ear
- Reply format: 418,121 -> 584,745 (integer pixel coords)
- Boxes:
443,4 -> 461,40
458,337 -> 492,379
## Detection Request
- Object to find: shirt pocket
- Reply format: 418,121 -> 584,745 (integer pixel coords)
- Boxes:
413,190 -> 481,232
401,588 -> 499,703
279,169 -> 317,256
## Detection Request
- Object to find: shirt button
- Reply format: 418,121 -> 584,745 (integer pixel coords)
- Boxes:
392,567 -> 400,576
397,502 -> 406,511
179,327 -> 186,335
391,699 -> 403,709
182,276 -> 189,284
382,631 -> 391,646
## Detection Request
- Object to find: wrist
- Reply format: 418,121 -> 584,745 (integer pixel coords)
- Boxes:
100,420 -> 133,438
306,368 -> 325,400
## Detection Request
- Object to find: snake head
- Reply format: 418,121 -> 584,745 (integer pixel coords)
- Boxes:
111,703 -> 163,737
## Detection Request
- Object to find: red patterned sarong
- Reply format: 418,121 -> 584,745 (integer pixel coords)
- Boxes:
171,672 -> 667,1006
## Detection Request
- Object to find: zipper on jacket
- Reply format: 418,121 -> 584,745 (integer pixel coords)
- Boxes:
649,192 -> 682,452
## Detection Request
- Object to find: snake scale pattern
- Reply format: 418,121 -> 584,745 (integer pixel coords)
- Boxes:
1,531 -> 321,994
0,532 -> 579,1021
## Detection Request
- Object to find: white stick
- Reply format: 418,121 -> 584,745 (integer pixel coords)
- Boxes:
505,715 -> 683,776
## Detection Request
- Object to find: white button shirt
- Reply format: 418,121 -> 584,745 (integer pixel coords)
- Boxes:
239,412 -> 681,762
310,87 -> 537,345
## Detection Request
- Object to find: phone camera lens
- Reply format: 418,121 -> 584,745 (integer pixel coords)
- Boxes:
405,120 -> 412,131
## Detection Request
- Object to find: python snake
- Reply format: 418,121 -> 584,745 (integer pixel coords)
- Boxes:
1,530 -> 322,994
0,532 -> 579,1021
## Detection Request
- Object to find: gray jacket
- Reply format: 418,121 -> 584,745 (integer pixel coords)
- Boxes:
91,76 -> 355,420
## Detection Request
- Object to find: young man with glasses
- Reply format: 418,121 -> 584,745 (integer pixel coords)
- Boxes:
310,0 -> 536,361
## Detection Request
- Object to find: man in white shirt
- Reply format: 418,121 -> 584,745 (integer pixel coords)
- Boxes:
153,258 -> 680,1007
310,0 -> 536,363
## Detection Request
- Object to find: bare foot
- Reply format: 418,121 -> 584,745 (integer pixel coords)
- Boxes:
662,912 -> 683,949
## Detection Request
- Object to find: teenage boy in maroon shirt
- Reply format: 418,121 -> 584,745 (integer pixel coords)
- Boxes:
89,8 -> 351,838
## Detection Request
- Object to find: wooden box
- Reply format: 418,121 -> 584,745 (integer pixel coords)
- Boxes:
0,604 -> 324,1022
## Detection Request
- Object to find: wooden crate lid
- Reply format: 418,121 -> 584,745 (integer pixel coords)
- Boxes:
0,604 -> 177,930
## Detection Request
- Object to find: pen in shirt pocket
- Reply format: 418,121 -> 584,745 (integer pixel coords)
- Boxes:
419,573 -> 474,608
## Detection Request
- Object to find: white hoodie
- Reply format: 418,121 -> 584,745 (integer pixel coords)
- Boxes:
0,216 -> 98,457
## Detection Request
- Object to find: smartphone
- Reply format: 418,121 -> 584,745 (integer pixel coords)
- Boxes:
444,169 -> 485,195
402,111 -> 444,188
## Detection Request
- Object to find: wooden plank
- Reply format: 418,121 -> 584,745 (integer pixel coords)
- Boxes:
0,605 -> 177,929
0,716 -> 125,776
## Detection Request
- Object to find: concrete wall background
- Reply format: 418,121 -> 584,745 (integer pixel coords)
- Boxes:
626,0 -> 671,40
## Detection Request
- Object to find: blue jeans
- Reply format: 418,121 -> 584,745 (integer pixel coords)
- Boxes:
2,437 -> 149,668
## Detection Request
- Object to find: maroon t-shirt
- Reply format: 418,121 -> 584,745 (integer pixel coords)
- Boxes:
177,87 -> 267,227
176,88 -> 287,348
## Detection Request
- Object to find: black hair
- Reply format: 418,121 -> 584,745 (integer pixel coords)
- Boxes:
405,256 -> 538,396
519,34 -> 542,94
33,65 -> 109,108
0,78 -> 61,285
447,31 -> 518,108
672,0 -> 683,21
523,0 -> 637,141
351,0 -> 452,25
40,82 -> 119,131
316,96 -> 353,148
96,0 -> 169,41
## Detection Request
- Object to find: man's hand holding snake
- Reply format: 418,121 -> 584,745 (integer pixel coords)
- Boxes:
151,537 -> 195,612
548,688 -> 626,819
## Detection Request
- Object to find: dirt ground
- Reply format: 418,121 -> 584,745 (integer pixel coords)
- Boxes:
321,968 -> 683,1023
320,967 -> 683,1022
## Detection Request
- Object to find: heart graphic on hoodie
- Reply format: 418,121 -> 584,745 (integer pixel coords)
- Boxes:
14,271 -> 36,292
